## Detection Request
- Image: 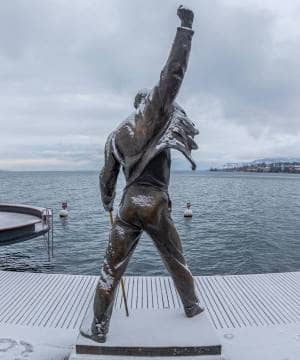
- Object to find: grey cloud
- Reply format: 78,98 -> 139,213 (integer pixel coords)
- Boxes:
185,3 -> 300,134
0,0 -> 299,170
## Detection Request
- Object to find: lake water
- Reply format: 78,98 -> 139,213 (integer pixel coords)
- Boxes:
0,171 -> 299,276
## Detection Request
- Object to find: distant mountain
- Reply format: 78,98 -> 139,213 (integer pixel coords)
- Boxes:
251,157 -> 300,165
221,157 -> 300,168
215,157 -> 300,173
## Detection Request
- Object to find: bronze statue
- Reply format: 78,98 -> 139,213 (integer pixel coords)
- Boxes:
82,5 -> 203,343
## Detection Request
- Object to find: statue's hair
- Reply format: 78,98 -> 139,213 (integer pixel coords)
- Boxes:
134,88 -> 150,109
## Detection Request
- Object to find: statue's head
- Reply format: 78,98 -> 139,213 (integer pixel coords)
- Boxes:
134,88 -> 150,110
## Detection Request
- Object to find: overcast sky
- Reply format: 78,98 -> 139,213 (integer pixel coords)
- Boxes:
0,0 -> 300,170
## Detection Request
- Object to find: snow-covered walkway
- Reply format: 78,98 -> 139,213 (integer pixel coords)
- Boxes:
0,271 -> 299,359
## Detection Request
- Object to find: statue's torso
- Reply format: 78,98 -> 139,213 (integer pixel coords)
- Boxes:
114,114 -> 171,191
134,149 -> 171,191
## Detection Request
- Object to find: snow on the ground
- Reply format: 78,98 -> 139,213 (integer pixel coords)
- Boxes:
80,308 -> 219,347
219,323 -> 300,360
1,314 -> 300,359
0,324 -> 77,360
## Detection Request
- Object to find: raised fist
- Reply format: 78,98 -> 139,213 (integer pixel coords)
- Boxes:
177,5 -> 194,28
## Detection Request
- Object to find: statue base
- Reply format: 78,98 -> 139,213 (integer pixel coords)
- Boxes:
71,305 -> 222,358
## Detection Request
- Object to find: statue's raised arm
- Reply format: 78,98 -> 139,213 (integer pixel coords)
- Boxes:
135,6 -> 194,137
159,5 -> 194,109
99,6 -> 196,211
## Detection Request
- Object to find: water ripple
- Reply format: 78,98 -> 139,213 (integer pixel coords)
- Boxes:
0,171 -> 299,276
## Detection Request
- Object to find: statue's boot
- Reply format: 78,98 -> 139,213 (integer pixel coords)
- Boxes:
185,304 -> 204,318
80,317 -> 108,343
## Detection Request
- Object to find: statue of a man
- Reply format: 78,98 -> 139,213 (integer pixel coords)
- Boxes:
84,5 -> 203,343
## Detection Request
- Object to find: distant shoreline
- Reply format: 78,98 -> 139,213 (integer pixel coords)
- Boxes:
211,161 -> 300,174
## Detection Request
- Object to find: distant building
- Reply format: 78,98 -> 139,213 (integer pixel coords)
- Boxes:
211,160 -> 300,173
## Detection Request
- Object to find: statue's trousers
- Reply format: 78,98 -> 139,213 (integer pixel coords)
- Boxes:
93,184 -> 199,333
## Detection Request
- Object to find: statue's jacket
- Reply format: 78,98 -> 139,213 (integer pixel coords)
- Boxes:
100,26 -> 198,211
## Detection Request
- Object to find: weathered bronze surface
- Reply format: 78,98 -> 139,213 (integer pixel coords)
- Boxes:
81,5 -> 203,343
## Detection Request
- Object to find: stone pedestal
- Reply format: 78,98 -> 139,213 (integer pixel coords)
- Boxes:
70,305 -> 222,359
